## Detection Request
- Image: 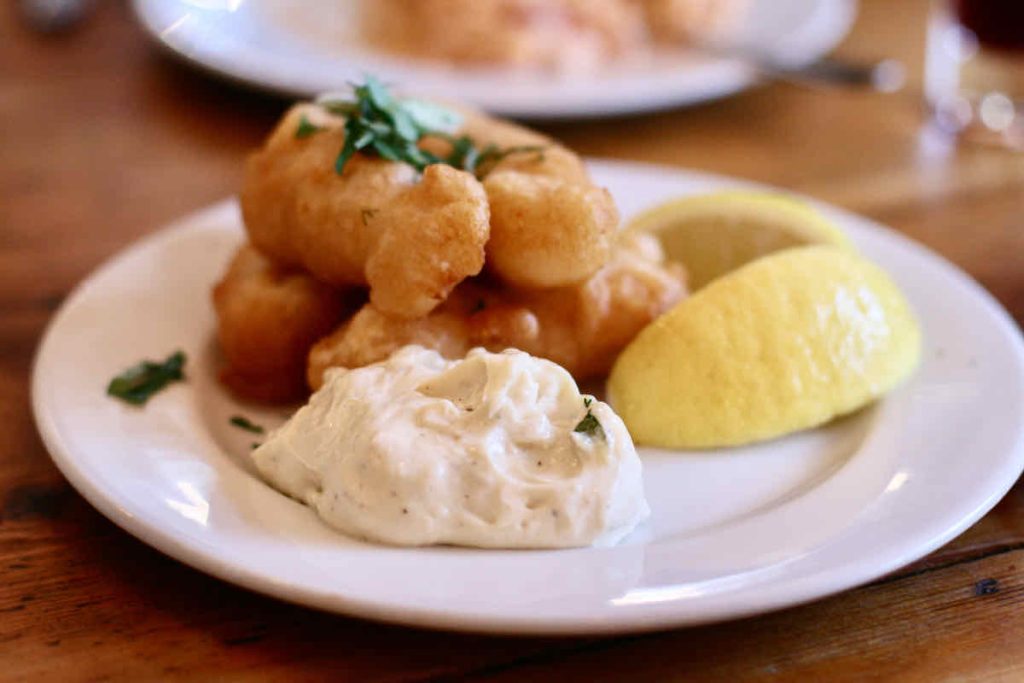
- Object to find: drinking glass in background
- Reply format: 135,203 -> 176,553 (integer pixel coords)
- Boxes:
926,0 -> 1024,149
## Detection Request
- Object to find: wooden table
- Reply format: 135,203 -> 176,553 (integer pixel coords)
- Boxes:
3,0 -> 1023,679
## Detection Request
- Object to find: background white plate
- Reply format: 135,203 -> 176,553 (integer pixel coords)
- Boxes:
33,161 -> 1024,635
131,0 -> 856,118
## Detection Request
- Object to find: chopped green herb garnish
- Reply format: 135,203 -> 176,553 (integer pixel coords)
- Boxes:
295,114 -> 324,139
107,351 -> 186,406
360,208 -> 378,226
573,397 -> 604,439
317,76 -> 545,178
320,76 -> 447,175
251,442 -> 261,450
230,415 -> 264,434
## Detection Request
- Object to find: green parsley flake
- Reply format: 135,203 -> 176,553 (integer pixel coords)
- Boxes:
360,208 -> 378,226
106,351 -> 186,406
295,114 -> 324,139
573,397 -> 605,439
229,415 -> 265,434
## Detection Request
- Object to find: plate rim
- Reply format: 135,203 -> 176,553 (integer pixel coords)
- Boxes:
31,160 -> 1024,635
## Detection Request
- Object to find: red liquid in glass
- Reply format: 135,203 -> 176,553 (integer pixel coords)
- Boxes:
955,0 -> 1024,51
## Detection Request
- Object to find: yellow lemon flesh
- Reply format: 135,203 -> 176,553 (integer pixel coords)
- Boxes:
627,191 -> 853,291
608,246 -> 921,449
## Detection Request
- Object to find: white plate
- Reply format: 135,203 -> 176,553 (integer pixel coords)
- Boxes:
33,161 -> 1024,635
131,0 -> 856,118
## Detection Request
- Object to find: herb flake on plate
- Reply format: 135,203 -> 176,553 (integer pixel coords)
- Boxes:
230,415 -> 265,434
106,351 -> 186,406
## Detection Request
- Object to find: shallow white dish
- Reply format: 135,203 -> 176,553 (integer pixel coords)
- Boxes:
131,0 -> 856,118
33,161 -> 1024,635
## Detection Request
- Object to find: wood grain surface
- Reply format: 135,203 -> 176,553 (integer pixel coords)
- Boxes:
2,0 -> 1023,680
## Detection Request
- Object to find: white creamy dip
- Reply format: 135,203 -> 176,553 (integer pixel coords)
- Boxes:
252,345 -> 649,548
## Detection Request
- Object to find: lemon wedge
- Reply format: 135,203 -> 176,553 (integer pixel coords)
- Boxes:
627,191 -> 853,290
608,246 -> 921,448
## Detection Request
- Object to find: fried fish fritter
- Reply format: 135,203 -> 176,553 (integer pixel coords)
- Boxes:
241,102 -> 618,311
224,91 -> 655,404
241,104 -> 490,320
307,233 -> 686,388
444,108 -> 620,289
482,170 -> 618,289
212,244 -> 361,403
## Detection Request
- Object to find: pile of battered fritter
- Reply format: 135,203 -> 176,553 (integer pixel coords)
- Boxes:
213,85 -> 687,403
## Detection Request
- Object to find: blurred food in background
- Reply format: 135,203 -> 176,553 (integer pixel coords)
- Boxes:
362,0 -> 748,72
131,0 -> 855,117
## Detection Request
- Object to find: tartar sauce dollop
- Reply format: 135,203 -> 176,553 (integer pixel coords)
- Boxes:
252,346 -> 649,548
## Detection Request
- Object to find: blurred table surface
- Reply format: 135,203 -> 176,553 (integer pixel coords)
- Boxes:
3,0 -> 1024,680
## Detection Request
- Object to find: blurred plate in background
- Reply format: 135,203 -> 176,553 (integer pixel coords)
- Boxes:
132,0 -> 856,118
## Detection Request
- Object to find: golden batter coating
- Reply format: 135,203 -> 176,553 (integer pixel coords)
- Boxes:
225,92 -> 663,405
242,102 -> 618,305
483,171 -> 618,289
307,233 -> 686,388
241,104 -> 490,320
451,108 -> 620,288
212,244 -> 361,403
